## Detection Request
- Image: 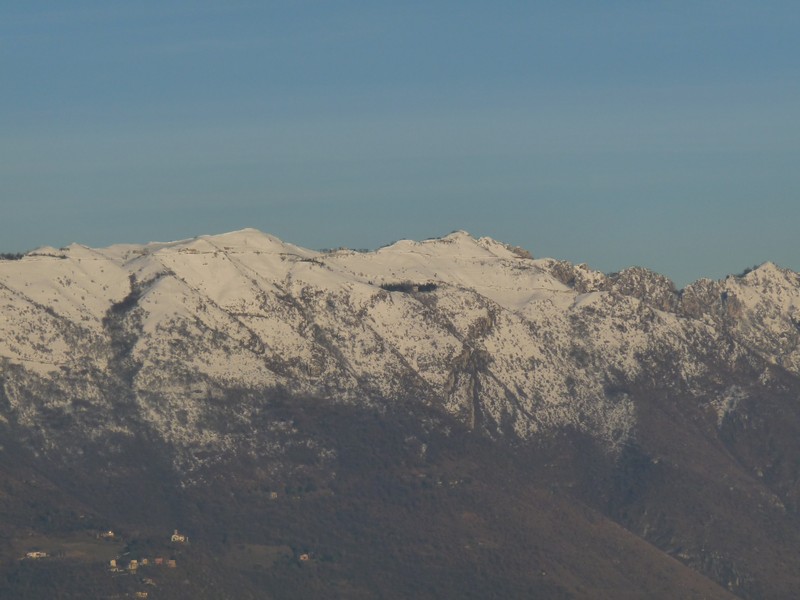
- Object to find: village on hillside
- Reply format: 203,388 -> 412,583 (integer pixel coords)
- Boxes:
17,511 -> 309,598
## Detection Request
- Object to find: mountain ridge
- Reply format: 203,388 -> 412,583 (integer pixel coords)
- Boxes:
2,229 -> 799,451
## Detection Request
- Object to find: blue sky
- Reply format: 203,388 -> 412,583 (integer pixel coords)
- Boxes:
2,1 -> 798,286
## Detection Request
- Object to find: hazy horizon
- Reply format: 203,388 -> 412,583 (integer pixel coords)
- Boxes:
3,2 -> 798,287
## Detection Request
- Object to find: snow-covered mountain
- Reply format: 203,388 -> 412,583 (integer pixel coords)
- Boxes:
2,228 -> 800,598
1,229 -> 799,469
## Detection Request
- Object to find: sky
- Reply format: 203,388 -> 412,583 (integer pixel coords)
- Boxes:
2,1 -> 798,287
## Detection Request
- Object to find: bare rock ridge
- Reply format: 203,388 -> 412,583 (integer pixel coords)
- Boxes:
1,228 -> 800,598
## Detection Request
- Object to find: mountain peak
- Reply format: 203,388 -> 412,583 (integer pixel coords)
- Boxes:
193,229 -> 317,258
200,228 -> 278,245
729,261 -> 795,286
441,229 -> 474,241
750,261 -> 783,277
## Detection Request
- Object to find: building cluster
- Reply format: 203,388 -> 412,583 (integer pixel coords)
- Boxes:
22,526 -> 191,600
107,530 -> 187,574
171,529 -> 188,543
110,557 -> 178,573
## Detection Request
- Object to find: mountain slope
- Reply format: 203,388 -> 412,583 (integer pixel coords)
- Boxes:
1,229 -> 799,598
